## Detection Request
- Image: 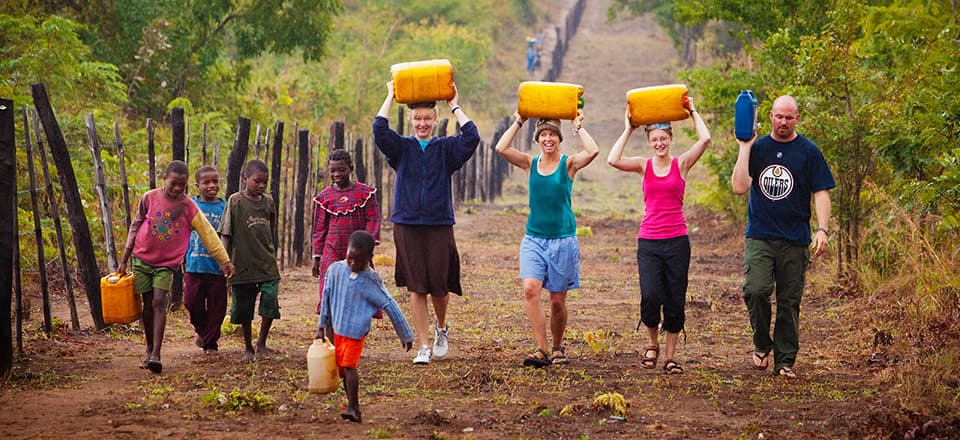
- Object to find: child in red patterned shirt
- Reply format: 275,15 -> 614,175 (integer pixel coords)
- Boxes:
311,149 -> 381,339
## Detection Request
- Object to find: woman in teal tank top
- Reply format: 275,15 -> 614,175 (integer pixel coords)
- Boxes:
495,109 -> 599,368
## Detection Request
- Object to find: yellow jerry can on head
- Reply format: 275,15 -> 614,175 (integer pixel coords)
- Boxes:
101,273 -> 142,325
626,84 -> 690,127
391,59 -> 456,104
517,81 -> 584,121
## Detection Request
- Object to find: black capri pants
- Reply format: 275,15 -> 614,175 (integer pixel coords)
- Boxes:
637,235 -> 691,333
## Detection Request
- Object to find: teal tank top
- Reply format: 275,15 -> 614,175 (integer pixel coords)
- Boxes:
526,155 -> 576,238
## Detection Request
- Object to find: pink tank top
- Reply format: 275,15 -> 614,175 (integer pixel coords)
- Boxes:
638,157 -> 688,239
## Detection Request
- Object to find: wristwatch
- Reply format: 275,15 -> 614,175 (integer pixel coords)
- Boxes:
816,227 -> 830,236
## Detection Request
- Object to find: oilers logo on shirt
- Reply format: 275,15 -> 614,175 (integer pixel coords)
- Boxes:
758,164 -> 794,201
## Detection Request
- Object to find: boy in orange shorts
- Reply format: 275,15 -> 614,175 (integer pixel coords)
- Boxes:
318,230 -> 413,422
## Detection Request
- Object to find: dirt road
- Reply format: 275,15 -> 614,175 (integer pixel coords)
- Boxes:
1,1 -> 889,439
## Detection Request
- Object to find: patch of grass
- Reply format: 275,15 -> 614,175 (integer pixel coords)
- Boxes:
200,386 -> 275,412
576,225 -> 593,237
366,427 -> 391,438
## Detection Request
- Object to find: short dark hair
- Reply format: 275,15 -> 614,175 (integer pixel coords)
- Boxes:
165,160 -> 188,177
327,149 -> 353,169
348,230 -> 376,256
194,165 -> 217,183
242,159 -> 269,177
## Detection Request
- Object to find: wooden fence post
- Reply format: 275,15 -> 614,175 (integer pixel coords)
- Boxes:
270,121 -> 284,249
30,84 -> 105,329
147,118 -> 156,188
354,138 -> 367,184
254,124 -> 263,159
25,110 -> 53,335
171,107 -> 185,161
225,117 -> 251,199
293,129 -> 309,267
372,137 -> 383,209
114,122 -> 132,229
85,114 -> 119,273
201,123 -> 208,166
184,116 -> 190,169
168,109 -> 186,310
32,110 -> 80,330
0,98 -> 16,374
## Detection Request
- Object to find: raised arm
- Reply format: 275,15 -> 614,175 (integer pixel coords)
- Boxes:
494,111 -> 533,172
567,110 -> 600,177
607,110 -> 646,173
377,80 -> 395,119
731,134 -> 756,194
677,97 -> 711,178
447,83 -> 472,127
373,81 -> 404,161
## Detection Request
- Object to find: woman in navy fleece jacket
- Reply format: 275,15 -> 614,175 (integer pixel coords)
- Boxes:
373,80 -> 480,365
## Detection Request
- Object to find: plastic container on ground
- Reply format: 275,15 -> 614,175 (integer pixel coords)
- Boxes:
101,273 -> 141,325
307,339 -> 339,393
625,84 -> 690,127
735,90 -> 759,141
391,59 -> 456,104
517,81 -> 585,120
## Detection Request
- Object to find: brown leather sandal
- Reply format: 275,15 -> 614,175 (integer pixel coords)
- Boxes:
641,345 -> 659,369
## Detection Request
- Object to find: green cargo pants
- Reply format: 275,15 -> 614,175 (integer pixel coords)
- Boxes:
742,238 -> 809,373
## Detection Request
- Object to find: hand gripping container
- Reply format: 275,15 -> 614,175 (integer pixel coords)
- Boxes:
626,84 -> 690,127
391,59 -> 456,104
517,81 -> 585,120
307,338 -> 339,393
101,273 -> 142,325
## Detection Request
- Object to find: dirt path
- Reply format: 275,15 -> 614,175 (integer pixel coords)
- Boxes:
2,2 -> 886,439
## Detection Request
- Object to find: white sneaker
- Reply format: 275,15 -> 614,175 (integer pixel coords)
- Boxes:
413,345 -> 431,364
433,326 -> 449,358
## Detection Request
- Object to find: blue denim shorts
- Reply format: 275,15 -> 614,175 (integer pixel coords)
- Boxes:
519,235 -> 581,292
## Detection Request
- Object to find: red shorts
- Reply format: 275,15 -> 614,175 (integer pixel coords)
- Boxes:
333,334 -> 366,377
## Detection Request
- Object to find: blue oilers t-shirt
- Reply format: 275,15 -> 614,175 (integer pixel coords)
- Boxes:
185,196 -> 226,274
417,139 -> 429,151
746,134 -> 835,246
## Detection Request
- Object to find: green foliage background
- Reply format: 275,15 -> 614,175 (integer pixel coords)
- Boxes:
612,0 -> 960,429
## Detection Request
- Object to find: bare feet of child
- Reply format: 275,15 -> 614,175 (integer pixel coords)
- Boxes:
256,345 -> 273,360
340,408 -> 361,423
241,350 -> 255,363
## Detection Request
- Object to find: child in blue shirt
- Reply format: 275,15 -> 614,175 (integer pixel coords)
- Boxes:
184,166 -> 228,353
319,230 -> 413,422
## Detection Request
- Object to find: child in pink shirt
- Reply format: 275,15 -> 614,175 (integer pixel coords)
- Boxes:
118,161 -> 234,373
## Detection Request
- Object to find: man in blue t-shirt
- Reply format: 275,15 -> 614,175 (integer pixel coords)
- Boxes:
731,95 -> 835,379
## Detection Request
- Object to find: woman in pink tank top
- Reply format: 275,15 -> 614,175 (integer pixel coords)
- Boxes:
607,96 -> 711,374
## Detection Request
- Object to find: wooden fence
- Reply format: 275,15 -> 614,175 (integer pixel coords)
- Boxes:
0,84 -> 511,364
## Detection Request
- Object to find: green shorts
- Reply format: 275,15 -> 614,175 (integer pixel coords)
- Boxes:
132,257 -> 174,294
230,279 -> 281,323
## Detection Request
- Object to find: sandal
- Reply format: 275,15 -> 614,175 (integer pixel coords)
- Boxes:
775,366 -> 797,378
663,359 -> 684,374
641,345 -> 659,369
523,348 -> 552,369
550,346 -> 570,365
752,350 -> 771,370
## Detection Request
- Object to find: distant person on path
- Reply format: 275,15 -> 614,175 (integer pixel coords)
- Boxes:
219,159 -> 281,363
731,95 -> 835,378
117,160 -> 235,374
318,230 -> 414,423
311,149 -> 382,340
495,110 -> 599,368
526,38 -> 539,74
607,97 -> 711,374
184,166 -> 229,354
373,80 -> 480,365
